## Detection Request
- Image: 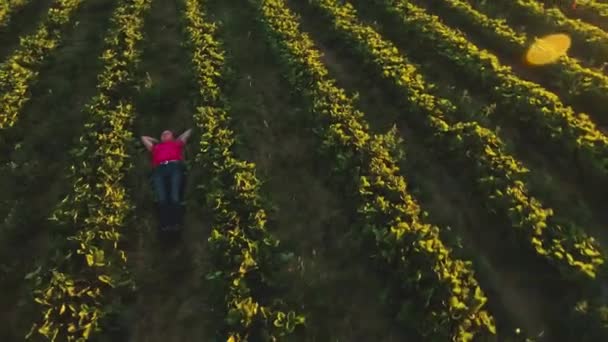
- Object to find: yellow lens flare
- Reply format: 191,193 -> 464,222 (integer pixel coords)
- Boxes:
525,33 -> 572,66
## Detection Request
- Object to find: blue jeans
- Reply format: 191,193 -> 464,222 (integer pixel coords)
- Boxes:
152,161 -> 186,230
151,161 -> 185,204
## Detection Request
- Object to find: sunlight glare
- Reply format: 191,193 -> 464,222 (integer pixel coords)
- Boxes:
525,33 -> 571,66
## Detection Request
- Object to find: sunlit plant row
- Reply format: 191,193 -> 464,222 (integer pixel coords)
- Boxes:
316,0 -> 603,284
377,0 -> 608,184
484,0 -> 608,67
0,0 -> 30,28
425,0 -> 608,124
544,0 -> 608,32
0,0 -> 85,130
183,0 -> 304,340
27,0 -> 151,340
252,0 -> 496,340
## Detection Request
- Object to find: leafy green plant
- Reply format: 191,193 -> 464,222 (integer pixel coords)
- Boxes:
0,0 -> 30,28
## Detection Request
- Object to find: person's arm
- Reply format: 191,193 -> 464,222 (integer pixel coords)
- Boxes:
177,128 -> 193,143
141,136 -> 158,151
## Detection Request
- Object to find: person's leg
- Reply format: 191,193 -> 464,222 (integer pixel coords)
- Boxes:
168,163 -> 185,204
168,163 -> 186,227
151,167 -> 169,204
151,167 -> 170,230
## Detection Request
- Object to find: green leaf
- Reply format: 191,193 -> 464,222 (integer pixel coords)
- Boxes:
205,271 -> 223,280
98,275 -> 114,287
24,266 -> 42,280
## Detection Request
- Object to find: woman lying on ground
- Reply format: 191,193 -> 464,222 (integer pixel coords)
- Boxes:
141,128 -> 192,232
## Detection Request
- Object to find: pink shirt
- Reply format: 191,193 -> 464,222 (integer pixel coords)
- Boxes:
151,140 -> 185,167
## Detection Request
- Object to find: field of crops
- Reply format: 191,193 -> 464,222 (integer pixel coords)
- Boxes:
1,0 -> 608,341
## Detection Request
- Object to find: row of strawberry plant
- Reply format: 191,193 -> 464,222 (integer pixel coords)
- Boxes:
479,0 -> 608,67
182,0 -> 304,340
0,0 -> 86,130
423,0 -> 608,125
0,0 -> 30,28
27,0 -> 151,340
374,0 -> 608,185
543,0 -> 608,31
309,0 -> 604,280
251,0 -> 496,340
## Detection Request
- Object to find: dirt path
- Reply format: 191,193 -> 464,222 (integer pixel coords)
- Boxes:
0,0 -> 117,339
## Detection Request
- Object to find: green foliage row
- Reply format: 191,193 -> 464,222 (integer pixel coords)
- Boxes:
27,0 -> 151,340
252,0 -> 495,340
0,0 -> 84,130
487,0 -> 608,66
183,0 -> 304,340
0,0 -> 30,28
545,0 -> 608,31
379,0 -> 608,185
428,0 -> 608,123
318,0 -> 603,287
